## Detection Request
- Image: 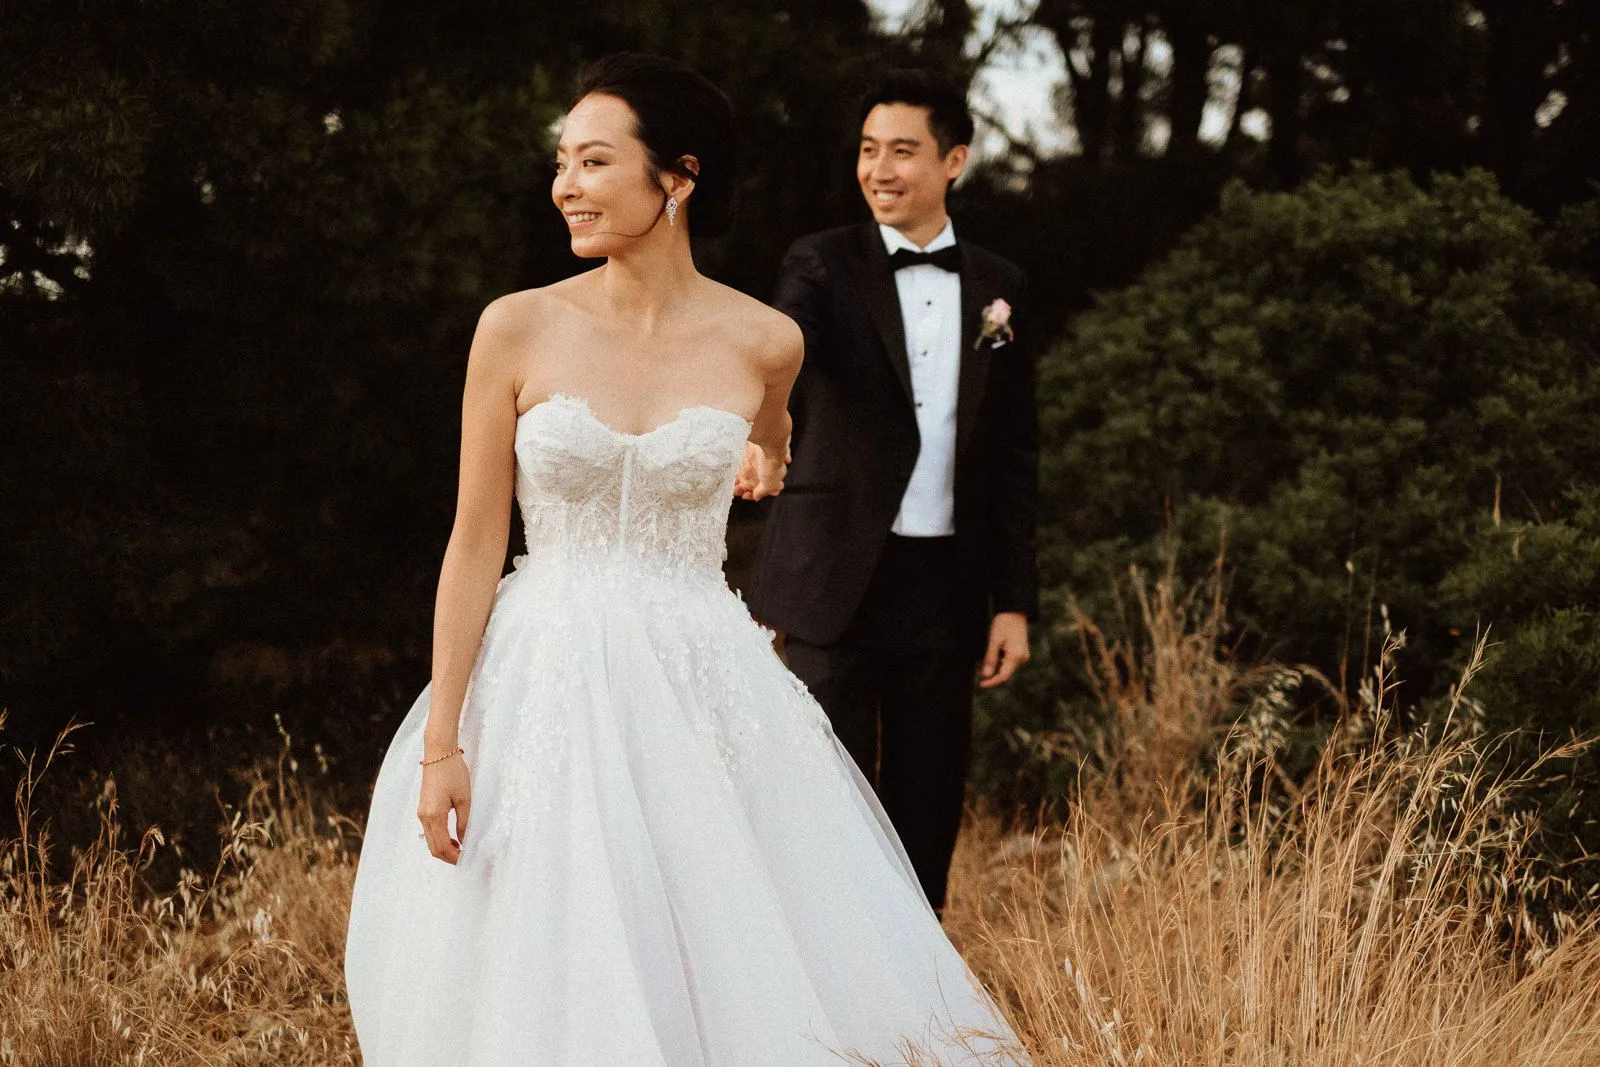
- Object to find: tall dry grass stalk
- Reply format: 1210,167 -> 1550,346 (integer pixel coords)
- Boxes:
6,564 -> 1600,1065
1064,548 -> 1280,822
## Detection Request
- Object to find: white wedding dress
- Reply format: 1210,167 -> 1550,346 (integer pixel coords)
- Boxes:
344,392 -> 1028,1066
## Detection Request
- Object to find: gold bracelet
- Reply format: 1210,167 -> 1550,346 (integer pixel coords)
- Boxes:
419,746 -> 464,767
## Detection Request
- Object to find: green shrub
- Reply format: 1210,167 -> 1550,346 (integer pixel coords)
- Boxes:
1434,490 -> 1600,875
977,168 -> 1600,835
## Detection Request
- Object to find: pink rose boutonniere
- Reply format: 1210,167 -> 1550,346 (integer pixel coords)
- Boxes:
975,298 -> 1014,351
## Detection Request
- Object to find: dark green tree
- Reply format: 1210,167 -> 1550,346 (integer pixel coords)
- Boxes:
1010,1 -> 1597,204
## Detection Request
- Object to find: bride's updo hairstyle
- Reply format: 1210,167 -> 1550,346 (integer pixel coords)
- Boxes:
573,53 -> 739,237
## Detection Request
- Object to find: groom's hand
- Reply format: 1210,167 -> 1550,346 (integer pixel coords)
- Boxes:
979,612 -> 1030,688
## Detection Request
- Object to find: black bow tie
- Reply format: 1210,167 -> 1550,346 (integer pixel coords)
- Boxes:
889,245 -> 961,273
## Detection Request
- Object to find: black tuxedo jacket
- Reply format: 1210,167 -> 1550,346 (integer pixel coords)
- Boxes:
748,222 -> 1039,649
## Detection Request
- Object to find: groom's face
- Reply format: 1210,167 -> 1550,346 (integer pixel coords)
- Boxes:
857,103 -> 968,238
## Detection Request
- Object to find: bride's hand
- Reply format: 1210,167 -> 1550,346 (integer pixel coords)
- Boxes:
733,440 -> 790,501
417,753 -> 472,865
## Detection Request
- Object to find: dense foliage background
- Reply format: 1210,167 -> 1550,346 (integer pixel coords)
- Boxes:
976,170 -> 1600,869
4,0 -> 1598,869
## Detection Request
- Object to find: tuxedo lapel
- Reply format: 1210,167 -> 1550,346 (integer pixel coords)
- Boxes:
955,246 -> 995,456
854,224 -> 915,405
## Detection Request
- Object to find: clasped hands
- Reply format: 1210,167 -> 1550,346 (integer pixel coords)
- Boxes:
733,440 -> 791,501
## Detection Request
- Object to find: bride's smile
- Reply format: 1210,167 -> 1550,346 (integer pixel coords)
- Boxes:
551,92 -> 696,258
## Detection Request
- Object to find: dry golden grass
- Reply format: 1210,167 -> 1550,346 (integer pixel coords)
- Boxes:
941,725 -> 1600,1064
940,566 -> 1600,1065
6,568 -> 1600,1065
1,718 -> 360,1065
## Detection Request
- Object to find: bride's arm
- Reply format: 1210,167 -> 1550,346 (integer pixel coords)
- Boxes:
735,318 -> 803,500
422,298 -> 523,762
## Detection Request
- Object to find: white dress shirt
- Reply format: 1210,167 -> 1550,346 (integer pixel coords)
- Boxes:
881,220 -> 961,537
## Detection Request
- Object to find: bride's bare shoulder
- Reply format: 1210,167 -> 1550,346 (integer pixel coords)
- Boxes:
704,281 -> 802,369
468,276 -> 600,396
472,275 -> 599,373
482,272 -> 599,330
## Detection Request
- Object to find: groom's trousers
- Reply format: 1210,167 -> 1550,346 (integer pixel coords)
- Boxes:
782,534 -> 978,915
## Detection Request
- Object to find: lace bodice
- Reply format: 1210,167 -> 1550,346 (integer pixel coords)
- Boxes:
513,393 -> 752,580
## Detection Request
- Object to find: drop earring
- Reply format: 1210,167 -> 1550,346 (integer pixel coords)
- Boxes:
665,195 -> 679,226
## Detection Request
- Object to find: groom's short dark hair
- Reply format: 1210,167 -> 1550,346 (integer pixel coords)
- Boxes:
858,70 -> 974,155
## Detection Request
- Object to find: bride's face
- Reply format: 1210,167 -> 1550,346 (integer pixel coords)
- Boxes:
552,93 -> 668,257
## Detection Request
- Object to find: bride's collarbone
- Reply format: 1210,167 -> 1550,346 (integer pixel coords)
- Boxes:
517,355 -> 762,427
514,378 -> 758,434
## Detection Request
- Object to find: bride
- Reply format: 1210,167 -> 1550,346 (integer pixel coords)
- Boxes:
343,52 -> 1029,1066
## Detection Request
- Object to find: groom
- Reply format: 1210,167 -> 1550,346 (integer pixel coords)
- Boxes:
748,70 -> 1038,915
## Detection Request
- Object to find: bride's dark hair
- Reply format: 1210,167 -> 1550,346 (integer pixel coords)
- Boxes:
574,53 -> 739,237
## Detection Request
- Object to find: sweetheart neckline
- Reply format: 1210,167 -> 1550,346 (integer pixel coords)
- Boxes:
517,392 -> 753,440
